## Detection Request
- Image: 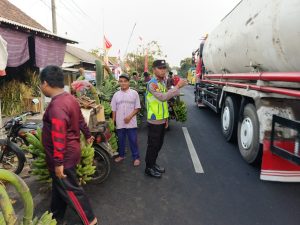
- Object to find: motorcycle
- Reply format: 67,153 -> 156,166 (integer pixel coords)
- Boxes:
90,121 -> 114,184
9,112 -> 40,147
0,111 -> 38,174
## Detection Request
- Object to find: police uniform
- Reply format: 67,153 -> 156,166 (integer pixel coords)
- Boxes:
145,60 -> 180,178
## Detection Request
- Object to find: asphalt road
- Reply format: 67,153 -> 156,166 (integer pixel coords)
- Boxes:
36,85 -> 300,225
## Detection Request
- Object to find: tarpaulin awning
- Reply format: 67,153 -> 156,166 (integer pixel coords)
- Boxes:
0,27 -> 30,67
35,36 -> 66,68
0,35 -> 8,76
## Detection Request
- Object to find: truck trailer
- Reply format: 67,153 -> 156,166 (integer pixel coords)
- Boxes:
194,0 -> 300,182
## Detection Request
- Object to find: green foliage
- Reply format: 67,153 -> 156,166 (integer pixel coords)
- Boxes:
178,57 -> 193,78
173,100 -> 188,122
95,60 -> 104,92
124,40 -> 168,74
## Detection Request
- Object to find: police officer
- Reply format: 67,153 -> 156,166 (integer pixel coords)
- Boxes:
145,60 -> 187,178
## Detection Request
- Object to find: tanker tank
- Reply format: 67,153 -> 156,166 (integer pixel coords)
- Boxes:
203,0 -> 300,74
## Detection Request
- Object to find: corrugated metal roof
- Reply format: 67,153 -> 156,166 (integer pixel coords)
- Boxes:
0,0 -> 77,43
0,17 -> 77,43
0,0 -> 46,30
66,45 -> 100,64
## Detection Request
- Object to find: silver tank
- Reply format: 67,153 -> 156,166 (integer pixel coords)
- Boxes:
203,0 -> 300,73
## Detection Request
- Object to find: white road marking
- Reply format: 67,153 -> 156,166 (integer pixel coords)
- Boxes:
182,127 -> 204,173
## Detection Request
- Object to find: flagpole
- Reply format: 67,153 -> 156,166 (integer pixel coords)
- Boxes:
124,22 -> 136,59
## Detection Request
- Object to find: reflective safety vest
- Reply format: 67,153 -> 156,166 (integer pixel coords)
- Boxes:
146,78 -> 169,120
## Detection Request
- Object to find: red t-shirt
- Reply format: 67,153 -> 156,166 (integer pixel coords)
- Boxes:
42,92 -> 91,171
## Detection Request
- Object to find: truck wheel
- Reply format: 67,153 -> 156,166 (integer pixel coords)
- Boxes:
221,96 -> 238,142
237,103 -> 261,164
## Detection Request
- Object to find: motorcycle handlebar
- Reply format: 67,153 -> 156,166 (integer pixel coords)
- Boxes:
4,111 -> 41,126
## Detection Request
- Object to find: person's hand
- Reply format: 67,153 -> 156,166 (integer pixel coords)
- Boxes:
165,120 -> 169,129
176,79 -> 188,88
124,116 -> 132,124
55,165 -> 67,179
87,136 -> 95,144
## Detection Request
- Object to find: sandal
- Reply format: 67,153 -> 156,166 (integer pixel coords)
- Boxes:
133,159 -> 141,167
114,156 -> 125,163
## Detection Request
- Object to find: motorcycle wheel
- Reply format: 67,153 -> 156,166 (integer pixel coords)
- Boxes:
0,144 -> 25,174
90,145 -> 111,184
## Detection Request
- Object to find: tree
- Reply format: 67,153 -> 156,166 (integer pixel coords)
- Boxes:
178,57 -> 193,78
124,40 -> 168,75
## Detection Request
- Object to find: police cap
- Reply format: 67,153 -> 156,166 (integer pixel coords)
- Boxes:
152,59 -> 167,69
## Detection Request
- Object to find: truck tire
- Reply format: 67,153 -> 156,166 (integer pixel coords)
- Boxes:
221,96 -> 238,142
237,103 -> 261,164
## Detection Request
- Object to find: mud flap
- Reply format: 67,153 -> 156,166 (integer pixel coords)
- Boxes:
260,115 -> 300,182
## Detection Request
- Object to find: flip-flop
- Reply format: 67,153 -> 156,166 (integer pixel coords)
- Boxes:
133,159 -> 141,167
114,156 -> 125,163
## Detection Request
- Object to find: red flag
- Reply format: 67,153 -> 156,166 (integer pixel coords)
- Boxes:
104,36 -> 112,49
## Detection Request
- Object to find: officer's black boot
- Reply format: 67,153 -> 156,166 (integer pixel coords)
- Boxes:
154,164 -> 165,173
145,167 -> 162,178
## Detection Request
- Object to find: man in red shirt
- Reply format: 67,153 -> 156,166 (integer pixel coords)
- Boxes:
40,65 -> 97,225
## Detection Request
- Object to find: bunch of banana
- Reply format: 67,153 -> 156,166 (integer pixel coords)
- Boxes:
102,100 -> 112,118
0,201 -> 57,225
107,119 -> 118,152
0,212 -> 4,224
97,79 -> 119,102
25,130 -> 95,185
25,130 -> 51,183
108,132 -> 118,153
30,211 -> 57,225
173,100 -> 188,122
107,118 -> 115,131
76,135 -> 96,185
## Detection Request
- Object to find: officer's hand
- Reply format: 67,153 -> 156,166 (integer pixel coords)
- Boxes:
55,165 -> 67,179
176,79 -> 188,88
124,116 -> 132,124
87,136 -> 95,144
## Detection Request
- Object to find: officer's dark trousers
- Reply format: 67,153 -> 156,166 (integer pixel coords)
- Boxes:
50,167 -> 95,225
145,122 -> 166,168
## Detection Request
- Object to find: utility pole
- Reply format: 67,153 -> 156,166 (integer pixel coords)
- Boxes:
51,0 -> 57,34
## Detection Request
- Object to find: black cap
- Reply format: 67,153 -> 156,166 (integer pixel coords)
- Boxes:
119,74 -> 130,81
168,71 -> 173,75
152,59 -> 167,68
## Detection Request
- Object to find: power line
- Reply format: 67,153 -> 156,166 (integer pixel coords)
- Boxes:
38,0 -> 83,35
69,0 -> 88,16
58,0 -> 86,18
56,0 -> 103,45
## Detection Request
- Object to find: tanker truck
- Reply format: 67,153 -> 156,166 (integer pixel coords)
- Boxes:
194,0 -> 300,182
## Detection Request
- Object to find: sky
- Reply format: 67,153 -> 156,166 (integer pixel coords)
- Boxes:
9,0 -> 241,67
